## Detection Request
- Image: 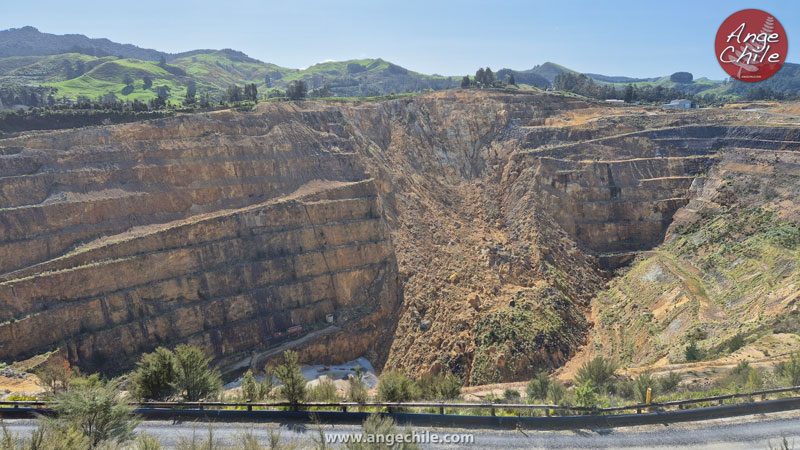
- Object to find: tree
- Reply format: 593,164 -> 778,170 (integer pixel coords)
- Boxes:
670,72 -> 693,83
624,84 -> 635,103
35,361 -> 73,397
507,73 -> 516,86
123,74 -> 134,87
184,80 -> 197,105
264,74 -> 271,88
225,85 -> 243,103
286,80 -> 307,100
142,76 -> 153,90
199,92 -> 211,108
158,55 -> 167,68
377,370 -> 415,402
475,68 -> 485,87
243,83 -> 258,102
461,75 -> 471,88
484,67 -> 495,86
172,345 -> 222,402
274,350 -> 306,404
51,379 -> 139,447
130,347 -> 177,401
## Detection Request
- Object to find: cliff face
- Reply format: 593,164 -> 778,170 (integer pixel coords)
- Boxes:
1,91 -> 798,384
0,105 -> 401,372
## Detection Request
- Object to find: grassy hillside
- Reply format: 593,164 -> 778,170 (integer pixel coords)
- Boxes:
0,50 -> 459,105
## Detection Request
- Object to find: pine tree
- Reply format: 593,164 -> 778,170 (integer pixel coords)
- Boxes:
461,75 -> 471,88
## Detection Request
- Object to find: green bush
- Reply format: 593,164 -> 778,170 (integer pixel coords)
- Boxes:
173,345 -> 222,402
634,372 -> 657,403
659,372 -> 682,393
348,375 -> 369,403
414,374 -> 461,400
503,388 -> 521,403
781,353 -> 800,387
344,414 -> 420,450
241,369 -> 273,403
728,333 -> 746,353
685,341 -> 706,362
306,377 -> 339,403
377,370 -> 416,403
575,357 -> 615,392
131,346 -> 177,401
574,381 -> 599,409
51,379 -> 139,447
526,372 -> 550,402
547,381 -> 567,405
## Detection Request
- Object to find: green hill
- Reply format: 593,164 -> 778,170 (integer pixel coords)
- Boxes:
0,50 -> 459,105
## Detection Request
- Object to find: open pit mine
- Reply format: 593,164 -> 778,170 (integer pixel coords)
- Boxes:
1,90 -> 799,384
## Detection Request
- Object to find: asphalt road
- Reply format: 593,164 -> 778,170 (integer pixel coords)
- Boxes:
3,411 -> 800,449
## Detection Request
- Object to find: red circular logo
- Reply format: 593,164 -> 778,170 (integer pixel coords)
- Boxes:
715,9 -> 788,82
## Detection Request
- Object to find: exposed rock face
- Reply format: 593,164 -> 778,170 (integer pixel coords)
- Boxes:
1,91 -> 798,384
0,105 -> 401,372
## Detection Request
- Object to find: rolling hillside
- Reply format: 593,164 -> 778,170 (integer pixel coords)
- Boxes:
1,26 -> 798,109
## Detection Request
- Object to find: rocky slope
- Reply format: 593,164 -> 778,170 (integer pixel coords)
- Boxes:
1,91 -> 799,384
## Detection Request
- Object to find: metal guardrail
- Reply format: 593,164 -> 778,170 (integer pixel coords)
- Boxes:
2,385 -> 800,415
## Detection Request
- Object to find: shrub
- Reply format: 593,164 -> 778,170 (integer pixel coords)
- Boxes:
608,377 -> 634,400
685,341 -> 705,362
435,374 -> 462,400
728,333 -> 746,353
306,377 -> 339,403
659,372 -> 682,393
782,353 -> 800,387
547,381 -> 566,405
2,421 -> 93,450
241,369 -> 273,403
131,346 -> 177,401
415,374 -> 461,400
172,345 -> 222,402
526,372 -> 550,402
51,379 -> 139,447
348,374 -> 369,403
574,381 -> 599,409
344,414 -> 420,450
634,372 -> 657,403
575,357 -> 615,392
377,370 -> 415,403
503,388 -> 521,403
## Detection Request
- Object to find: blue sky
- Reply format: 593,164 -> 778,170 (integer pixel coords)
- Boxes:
2,0 -> 797,79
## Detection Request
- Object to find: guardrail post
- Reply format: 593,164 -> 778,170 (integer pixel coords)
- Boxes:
439,406 -> 444,415
247,405 -> 252,411
545,408 -> 550,417
341,406 -> 347,413
490,406 -> 495,417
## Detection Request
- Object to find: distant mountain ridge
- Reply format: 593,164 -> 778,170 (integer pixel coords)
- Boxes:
0,26 -> 797,108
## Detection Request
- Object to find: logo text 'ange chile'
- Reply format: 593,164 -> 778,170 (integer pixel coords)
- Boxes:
715,9 -> 788,82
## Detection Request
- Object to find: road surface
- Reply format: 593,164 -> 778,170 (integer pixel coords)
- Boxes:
3,411 -> 800,449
